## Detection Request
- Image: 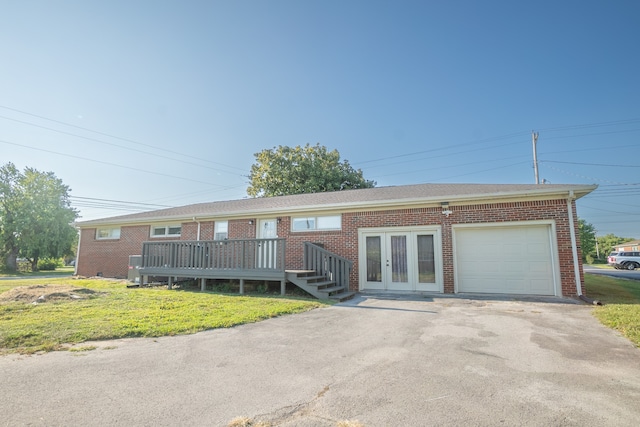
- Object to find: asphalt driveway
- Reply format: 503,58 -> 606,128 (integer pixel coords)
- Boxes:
1,294 -> 639,426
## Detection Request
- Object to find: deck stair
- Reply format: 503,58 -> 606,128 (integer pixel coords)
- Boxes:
286,270 -> 355,302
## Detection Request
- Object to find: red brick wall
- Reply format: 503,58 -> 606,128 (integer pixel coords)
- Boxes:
77,225 -> 150,278
270,199 -> 582,296
229,219 -> 257,239
77,198 -> 584,296
181,221 -> 215,240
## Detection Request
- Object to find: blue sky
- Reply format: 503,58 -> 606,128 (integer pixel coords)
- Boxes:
1,0 -> 639,238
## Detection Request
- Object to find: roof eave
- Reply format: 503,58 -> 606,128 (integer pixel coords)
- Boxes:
75,184 -> 597,228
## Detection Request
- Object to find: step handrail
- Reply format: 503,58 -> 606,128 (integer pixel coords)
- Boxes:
303,242 -> 353,291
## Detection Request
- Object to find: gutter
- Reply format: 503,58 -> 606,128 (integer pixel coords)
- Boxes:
566,193 -> 600,305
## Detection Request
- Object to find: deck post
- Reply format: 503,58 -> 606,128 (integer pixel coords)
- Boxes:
168,276 -> 173,290
200,277 -> 206,291
280,279 -> 286,296
142,275 -> 148,286
239,279 -> 244,295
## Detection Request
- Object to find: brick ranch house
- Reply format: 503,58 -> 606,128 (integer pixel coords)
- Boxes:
75,183 -> 596,300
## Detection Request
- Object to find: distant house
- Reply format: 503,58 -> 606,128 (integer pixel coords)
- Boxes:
74,183 -> 596,299
615,240 -> 640,252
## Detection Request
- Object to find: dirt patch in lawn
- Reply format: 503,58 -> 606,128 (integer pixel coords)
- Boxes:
0,284 -> 104,304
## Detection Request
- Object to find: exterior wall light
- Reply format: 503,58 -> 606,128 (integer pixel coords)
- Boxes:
442,202 -> 452,217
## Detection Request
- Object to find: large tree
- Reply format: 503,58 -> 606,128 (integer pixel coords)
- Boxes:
247,143 -> 375,197
0,163 -> 78,272
0,163 -> 21,272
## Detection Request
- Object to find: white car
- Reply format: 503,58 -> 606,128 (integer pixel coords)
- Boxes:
608,251 -> 640,270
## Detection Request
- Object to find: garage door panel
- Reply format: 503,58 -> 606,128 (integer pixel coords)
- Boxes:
503,261 -> 525,272
459,277 -> 528,293
529,261 -> 551,273
527,243 -> 548,256
455,225 -> 556,296
503,243 -> 523,254
477,261 -> 501,273
530,279 -> 553,293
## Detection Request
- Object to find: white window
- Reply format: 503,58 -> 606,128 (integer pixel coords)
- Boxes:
96,227 -> 120,240
214,221 -> 228,240
292,215 -> 341,231
151,224 -> 181,237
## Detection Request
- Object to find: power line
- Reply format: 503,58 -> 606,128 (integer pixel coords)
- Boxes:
429,161 -> 531,182
540,127 -> 640,141
354,131 -> 530,166
373,154 -> 529,179
578,204 -> 640,216
0,105 -> 247,173
540,160 -> 640,168
0,138 -> 241,188
537,117 -> 640,132
362,139 -> 523,171
70,196 -> 173,208
356,116 -> 640,168
541,164 -> 623,184
0,114 -> 245,177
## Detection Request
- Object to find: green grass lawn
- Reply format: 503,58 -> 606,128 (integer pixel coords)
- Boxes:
0,277 -> 326,354
0,266 -> 75,278
584,274 -> 640,347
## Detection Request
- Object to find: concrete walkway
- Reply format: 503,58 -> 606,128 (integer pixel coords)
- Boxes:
1,294 -> 639,426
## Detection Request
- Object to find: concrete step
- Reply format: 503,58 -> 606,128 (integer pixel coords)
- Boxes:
329,291 -> 356,302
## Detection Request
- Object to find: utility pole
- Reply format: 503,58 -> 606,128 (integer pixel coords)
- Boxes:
532,131 -> 539,184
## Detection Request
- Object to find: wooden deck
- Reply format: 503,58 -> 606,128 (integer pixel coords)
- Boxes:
139,239 -> 354,300
140,238 -> 288,293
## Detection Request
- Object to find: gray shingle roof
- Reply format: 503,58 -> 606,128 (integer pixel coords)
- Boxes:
76,182 -> 597,227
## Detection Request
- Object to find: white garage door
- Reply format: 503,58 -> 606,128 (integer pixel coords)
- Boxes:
454,224 -> 556,295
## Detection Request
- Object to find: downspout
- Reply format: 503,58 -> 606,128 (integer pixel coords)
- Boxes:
193,217 -> 201,241
74,229 -> 81,276
566,191 -> 583,296
566,191 -> 601,304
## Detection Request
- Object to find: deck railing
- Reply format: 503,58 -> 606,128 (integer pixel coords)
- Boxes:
141,238 -> 286,273
303,242 -> 353,291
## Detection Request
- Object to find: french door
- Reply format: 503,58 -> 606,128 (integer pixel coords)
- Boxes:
360,227 -> 441,292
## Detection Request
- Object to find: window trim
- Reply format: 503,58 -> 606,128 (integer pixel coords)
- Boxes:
96,227 -> 121,240
291,214 -> 342,232
214,220 -> 229,240
150,224 -> 182,238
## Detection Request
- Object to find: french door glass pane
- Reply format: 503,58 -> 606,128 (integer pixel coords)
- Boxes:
417,235 -> 435,283
391,235 -> 408,282
366,236 -> 382,282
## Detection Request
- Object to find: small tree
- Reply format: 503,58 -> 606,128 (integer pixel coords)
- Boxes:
578,219 -> 597,263
0,163 -> 78,272
247,143 -> 375,197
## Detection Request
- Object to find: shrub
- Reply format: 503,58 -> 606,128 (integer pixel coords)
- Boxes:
37,258 -> 63,271
214,282 -> 234,293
